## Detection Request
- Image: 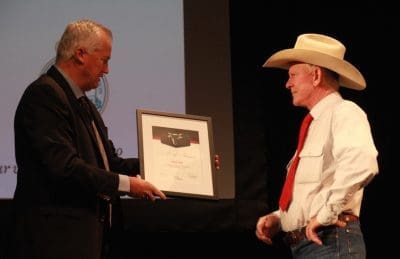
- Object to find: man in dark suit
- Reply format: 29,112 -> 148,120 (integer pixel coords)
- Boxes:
11,19 -> 166,259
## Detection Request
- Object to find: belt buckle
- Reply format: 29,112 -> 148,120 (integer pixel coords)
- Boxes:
290,231 -> 298,245
284,227 -> 306,246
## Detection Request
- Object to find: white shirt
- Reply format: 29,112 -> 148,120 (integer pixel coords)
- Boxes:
276,92 -> 379,231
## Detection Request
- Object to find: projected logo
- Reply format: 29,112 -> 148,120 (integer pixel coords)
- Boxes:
41,58 -> 109,113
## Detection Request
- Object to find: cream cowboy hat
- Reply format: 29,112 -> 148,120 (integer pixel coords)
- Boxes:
263,33 -> 366,90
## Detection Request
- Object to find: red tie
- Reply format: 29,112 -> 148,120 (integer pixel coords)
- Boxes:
279,113 -> 313,211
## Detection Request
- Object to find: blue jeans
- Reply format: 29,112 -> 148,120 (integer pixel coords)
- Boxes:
290,221 -> 366,259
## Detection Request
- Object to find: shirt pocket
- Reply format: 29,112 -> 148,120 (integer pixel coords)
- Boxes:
295,144 -> 323,183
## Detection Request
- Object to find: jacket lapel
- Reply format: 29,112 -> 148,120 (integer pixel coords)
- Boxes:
46,66 -> 99,150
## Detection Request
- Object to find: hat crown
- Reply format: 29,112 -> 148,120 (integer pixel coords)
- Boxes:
263,33 -> 366,90
294,33 -> 346,60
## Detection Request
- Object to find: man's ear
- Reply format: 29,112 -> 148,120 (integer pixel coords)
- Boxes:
73,48 -> 86,64
312,66 -> 322,87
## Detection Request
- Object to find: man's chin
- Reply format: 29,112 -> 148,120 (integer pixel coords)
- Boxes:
82,84 -> 98,92
90,82 -> 100,90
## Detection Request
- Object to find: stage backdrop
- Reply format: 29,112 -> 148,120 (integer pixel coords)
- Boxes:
0,0 -> 185,198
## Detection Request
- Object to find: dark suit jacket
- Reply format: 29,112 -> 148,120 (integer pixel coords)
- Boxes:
11,66 -> 139,259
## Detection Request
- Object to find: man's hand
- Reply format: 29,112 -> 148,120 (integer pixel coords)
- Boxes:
255,214 -> 281,245
305,216 -> 347,245
128,176 -> 166,201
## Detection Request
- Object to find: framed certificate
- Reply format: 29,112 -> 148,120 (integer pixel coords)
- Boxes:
136,109 -> 218,199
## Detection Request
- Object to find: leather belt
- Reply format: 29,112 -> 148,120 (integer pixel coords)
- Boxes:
283,213 -> 359,246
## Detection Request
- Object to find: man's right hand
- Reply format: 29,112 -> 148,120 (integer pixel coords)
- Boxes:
255,214 -> 281,245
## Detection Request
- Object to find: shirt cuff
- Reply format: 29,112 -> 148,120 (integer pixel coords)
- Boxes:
272,210 -> 281,218
118,174 -> 130,193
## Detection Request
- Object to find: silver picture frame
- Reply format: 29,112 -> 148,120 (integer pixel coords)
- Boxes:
136,109 -> 218,199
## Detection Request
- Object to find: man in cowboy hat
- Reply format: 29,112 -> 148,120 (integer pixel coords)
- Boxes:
255,33 -> 378,258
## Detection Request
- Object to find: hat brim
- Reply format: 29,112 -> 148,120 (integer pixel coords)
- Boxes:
263,49 -> 366,90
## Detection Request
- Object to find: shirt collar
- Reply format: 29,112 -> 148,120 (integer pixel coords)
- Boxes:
54,65 -> 85,99
310,92 -> 343,120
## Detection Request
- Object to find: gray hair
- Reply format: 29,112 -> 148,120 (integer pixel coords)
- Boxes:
55,19 -> 112,62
